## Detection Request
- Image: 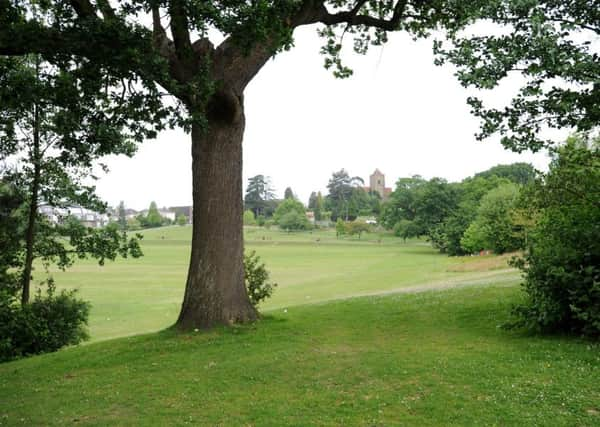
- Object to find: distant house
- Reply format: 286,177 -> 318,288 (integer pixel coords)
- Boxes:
124,209 -> 139,220
364,169 -> 392,200
158,208 -> 176,222
306,211 -> 315,224
39,205 -> 109,228
168,206 -> 193,224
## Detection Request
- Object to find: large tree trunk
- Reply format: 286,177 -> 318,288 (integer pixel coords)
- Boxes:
176,91 -> 258,330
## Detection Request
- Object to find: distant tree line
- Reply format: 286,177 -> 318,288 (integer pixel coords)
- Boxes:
324,169 -> 381,221
243,175 -> 310,231
244,149 -> 599,338
380,163 -> 536,255
377,149 -> 599,336
243,169 -> 383,232
115,201 -> 189,230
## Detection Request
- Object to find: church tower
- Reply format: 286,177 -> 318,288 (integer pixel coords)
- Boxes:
369,169 -> 386,199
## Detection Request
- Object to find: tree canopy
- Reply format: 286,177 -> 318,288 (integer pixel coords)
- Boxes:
245,175 -> 276,218
0,55 -> 142,304
325,169 -> 365,221
473,163 -> 536,186
460,183 -> 524,254
284,187 -> 295,200
274,198 -> 309,230
435,0 -> 600,151
380,164 -> 533,255
145,201 -> 164,228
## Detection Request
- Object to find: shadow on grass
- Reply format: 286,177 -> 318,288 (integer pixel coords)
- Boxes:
157,312 -> 289,339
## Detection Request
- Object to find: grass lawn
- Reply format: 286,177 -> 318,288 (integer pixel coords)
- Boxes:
1,285 -> 598,426
43,225 -> 519,341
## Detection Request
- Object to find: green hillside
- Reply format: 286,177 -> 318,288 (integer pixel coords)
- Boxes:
1,285 -> 598,426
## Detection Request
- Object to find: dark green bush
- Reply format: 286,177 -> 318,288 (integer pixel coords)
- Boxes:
278,211 -> 310,231
0,280 -> 90,362
509,206 -> 600,336
507,137 -> 599,336
244,251 -> 277,308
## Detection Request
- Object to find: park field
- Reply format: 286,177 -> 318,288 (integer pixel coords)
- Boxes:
45,225 -> 518,341
2,226 -> 598,425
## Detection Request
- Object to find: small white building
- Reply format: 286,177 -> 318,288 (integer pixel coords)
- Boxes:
158,209 -> 176,222
39,205 -> 109,228
168,206 -> 193,224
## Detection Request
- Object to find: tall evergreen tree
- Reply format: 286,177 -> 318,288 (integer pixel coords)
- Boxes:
308,192 -> 318,210
326,169 -> 364,221
284,187 -> 295,200
117,201 -> 127,230
145,201 -> 163,228
245,175 -> 276,218
315,191 -> 324,221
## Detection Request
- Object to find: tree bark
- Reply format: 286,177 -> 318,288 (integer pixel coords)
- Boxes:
176,91 -> 257,329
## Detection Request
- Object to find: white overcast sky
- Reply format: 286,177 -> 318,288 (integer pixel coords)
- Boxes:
95,25 -> 559,210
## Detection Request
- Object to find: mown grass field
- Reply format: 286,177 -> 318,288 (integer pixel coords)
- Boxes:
43,225 -> 518,341
1,285 -> 598,426
2,226 -> 599,425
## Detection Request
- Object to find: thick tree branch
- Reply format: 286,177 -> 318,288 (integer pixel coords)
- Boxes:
213,0 -> 410,93
213,0 -> 327,92
69,0 -> 116,22
96,0 -> 117,21
152,7 -> 167,39
150,6 -> 194,101
69,0 -> 97,18
552,19 -> 599,35
349,0 -> 369,17
152,6 -> 176,61
168,0 -> 193,63
318,0 -> 408,30
0,17 -> 185,108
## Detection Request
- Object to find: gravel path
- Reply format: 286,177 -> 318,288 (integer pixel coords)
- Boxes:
268,268 -> 521,311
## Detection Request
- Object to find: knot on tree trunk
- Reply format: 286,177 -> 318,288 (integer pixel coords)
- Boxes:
207,89 -> 242,125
